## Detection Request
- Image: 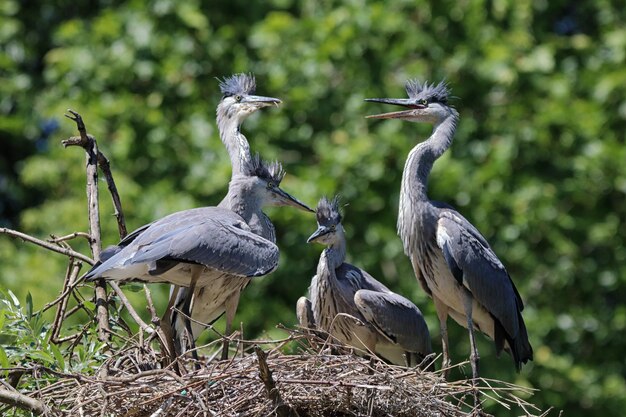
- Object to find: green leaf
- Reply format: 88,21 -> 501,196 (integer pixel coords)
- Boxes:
25,292 -> 33,320
28,350 -> 54,365
49,343 -> 66,371
0,345 -> 9,369
7,290 -> 19,308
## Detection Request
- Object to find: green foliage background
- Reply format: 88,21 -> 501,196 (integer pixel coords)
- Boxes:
1,0 -> 625,415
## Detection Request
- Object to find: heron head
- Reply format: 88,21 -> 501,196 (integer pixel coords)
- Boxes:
241,155 -> 313,213
365,79 -> 453,124
307,195 -> 344,245
217,73 -> 281,121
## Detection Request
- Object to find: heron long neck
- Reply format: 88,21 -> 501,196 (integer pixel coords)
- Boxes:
216,104 -> 251,178
398,110 -> 458,252
321,232 -> 347,271
401,110 -> 458,202
222,180 -> 275,241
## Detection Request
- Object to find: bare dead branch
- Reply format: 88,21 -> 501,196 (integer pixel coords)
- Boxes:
96,151 -> 128,239
48,232 -> 92,244
51,259 -> 82,342
63,109 -> 110,344
255,346 -> 299,417
0,228 -> 94,264
0,388 -> 50,415
144,285 -> 160,326
107,282 -> 153,334
38,260 -> 84,315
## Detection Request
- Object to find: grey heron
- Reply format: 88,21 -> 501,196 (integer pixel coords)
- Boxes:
214,73 -> 280,179
298,196 -> 432,367
365,80 -> 532,381
85,155 -> 312,357
170,156 -> 313,359
169,73 -> 289,358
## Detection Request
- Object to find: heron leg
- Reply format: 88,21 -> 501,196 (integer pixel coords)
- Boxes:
160,285 -> 181,367
461,288 -> 481,409
221,289 -> 242,360
433,296 -> 451,379
182,266 -> 202,365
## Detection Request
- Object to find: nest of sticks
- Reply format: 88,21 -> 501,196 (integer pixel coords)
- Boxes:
28,328 -> 545,417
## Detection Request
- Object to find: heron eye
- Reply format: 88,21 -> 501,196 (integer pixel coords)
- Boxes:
267,182 -> 274,189
419,99 -> 428,106
235,95 -> 242,102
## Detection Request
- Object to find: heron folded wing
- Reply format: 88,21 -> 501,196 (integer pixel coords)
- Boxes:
335,264 -> 390,293
436,211 -> 522,338
131,216 -> 279,278
117,221 -> 154,247
85,207 -> 278,282
354,289 -> 432,355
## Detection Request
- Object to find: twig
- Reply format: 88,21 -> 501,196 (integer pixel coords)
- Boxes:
0,228 -> 94,265
144,285 -> 160,326
149,397 -> 173,417
254,346 -> 298,417
48,232 -> 92,244
51,259 -> 82,342
0,388 -> 50,415
63,109 -> 110,345
38,260 -> 84,315
107,281 -> 153,334
96,151 -> 127,239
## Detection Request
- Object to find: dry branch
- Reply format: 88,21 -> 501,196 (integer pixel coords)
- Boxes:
0,388 -> 49,415
96,151 -> 128,239
255,346 -> 299,417
63,109 -> 109,344
64,111 -> 162,346
51,259 -> 82,342
0,228 -> 94,265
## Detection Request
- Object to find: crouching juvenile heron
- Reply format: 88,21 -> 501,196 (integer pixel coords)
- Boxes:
84,155 -> 312,359
298,196 -> 432,367
365,80 -> 532,383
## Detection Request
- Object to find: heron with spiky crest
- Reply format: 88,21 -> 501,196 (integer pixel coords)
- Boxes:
365,80 -> 532,383
167,74 -> 295,359
85,154 -> 312,359
171,154 -> 313,359
298,196 -> 432,367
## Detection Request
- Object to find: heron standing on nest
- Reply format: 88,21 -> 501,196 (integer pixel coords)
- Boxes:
365,80 -> 532,382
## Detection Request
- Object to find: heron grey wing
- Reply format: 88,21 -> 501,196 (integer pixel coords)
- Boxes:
335,264 -> 390,293
354,289 -> 432,355
436,210 -> 522,337
117,222 -> 154,247
85,223 -> 154,276
432,201 -> 491,248
130,215 -> 280,278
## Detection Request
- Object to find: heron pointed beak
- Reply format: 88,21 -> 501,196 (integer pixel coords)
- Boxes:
273,187 -> 314,213
244,95 -> 282,108
307,226 -> 329,243
364,98 -> 425,119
